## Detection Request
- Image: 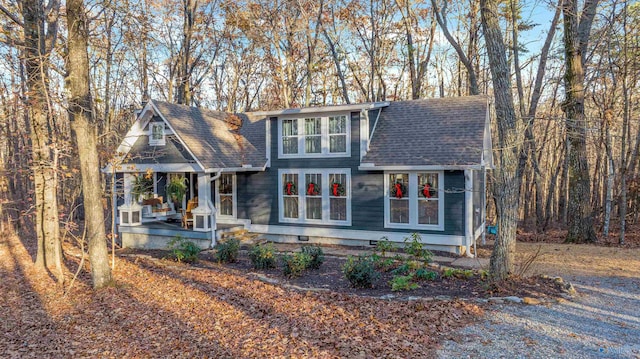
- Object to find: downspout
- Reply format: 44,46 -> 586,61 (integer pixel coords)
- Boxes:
464,169 -> 475,258
206,169 -> 223,248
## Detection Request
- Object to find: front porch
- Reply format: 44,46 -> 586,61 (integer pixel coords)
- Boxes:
118,220 -> 244,250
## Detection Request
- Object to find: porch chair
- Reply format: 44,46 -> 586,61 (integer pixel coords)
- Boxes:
182,198 -> 198,228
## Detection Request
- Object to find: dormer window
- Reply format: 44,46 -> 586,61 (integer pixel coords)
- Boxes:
149,122 -> 165,146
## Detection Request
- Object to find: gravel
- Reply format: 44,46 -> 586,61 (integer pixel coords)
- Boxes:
437,275 -> 640,359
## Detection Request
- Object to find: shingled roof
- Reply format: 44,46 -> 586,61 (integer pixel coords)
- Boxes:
152,101 -> 267,170
362,95 -> 489,167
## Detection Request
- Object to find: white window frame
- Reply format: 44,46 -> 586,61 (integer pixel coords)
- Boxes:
215,173 -> 236,219
278,168 -> 351,225
277,114 -> 351,158
384,171 -> 445,231
149,122 -> 166,146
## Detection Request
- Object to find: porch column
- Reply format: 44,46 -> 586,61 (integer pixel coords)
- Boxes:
464,169 -> 474,257
118,173 -> 142,226
192,172 -> 215,232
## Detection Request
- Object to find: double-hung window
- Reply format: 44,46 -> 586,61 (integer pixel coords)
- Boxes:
278,114 -> 350,157
385,171 -> 444,230
279,169 -> 351,225
215,173 -> 236,218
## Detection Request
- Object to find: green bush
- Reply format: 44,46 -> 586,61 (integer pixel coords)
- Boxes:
442,267 -> 474,279
342,255 -> 380,288
214,238 -> 240,263
301,245 -> 324,269
375,237 -> 395,257
391,262 -> 410,275
390,274 -> 419,291
249,243 -> 277,269
404,233 -> 433,263
415,268 -> 438,281
281,252 -> 312,278
168,235 -> 201,263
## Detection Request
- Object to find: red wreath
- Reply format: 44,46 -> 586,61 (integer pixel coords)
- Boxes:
394,183 -> 403,198
286,182 -> 294,196
307,182 -> 319,196
422,183 -> 432,198
332,183 -> 340,196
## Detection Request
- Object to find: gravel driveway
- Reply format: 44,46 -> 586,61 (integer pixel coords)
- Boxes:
437,275 -> 640,358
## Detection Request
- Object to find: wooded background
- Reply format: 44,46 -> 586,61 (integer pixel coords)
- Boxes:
0,0 -> 638,253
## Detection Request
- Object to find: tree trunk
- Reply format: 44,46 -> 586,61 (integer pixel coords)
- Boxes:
22,0 -> 64,283
562,0 -> 599,243
481,0 -> 522,280
66,0 -> 113,289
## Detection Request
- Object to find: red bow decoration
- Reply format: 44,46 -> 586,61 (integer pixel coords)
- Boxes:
286,182 -> 293,196
422,184 -> 431,198
332,183 -> 340,196
307,183 -> 316,196
394,183 -> 403,198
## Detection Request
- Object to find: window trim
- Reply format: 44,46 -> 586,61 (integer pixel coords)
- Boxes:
215,173 -> 236,219
149,122 -> 166,146
277,114 -> 351,158
278,168 -> 351,225
384,171 -> 445,231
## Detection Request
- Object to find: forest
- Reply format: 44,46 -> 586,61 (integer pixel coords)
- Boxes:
0,0 -> 638,286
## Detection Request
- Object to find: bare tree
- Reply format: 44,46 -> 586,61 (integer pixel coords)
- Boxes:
480,0 -> 523,279
20,0 -> 64,283
562,0 -> 599,243
66,0 -> 113,288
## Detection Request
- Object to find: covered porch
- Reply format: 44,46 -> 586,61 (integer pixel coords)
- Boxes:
116,169 -> 223,249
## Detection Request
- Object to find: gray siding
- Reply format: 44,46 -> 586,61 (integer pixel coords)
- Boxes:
234,111 -> 466,236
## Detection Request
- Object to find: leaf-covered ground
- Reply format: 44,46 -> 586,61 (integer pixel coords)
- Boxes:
0,232 -> 482,358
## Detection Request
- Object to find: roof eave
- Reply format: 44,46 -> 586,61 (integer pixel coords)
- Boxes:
247,102 -> 390,117
358,163 -> 486,171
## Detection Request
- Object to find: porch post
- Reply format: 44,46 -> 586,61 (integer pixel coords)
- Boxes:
192,172 -> 214,233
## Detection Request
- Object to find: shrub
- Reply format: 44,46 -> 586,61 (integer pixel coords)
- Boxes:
390,274 -> 419,291
214,238 -> 240,263
301,245 -> 324,269
342,255 -> 380,288
391,262 -> 411,275
379,258 -> 396,272
415,268 -> 438,281
375,237 -> 395,257
281,252 -> 312,278
442,267 -> 474,279
168,236 -> 201,263
249,243 -> 277,269
404,233 -> 433,263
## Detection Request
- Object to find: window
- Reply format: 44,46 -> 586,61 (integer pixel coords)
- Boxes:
149,122 -> 165,145
278,114 -> 350,157
216,173 -> 236,218
385,171 -> 444,230
279,169 -> 351,225
282,119 -> 298,154
329,116 -> 347,153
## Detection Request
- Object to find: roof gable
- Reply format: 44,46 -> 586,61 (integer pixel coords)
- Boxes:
152,101 -> 267,170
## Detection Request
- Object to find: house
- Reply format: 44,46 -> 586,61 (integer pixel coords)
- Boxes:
107,95 -> 493,256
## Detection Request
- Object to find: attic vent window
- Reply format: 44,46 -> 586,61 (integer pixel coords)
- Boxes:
149,122 -> 165,146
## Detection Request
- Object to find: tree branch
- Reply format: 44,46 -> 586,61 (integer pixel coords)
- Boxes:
0,4 -> 23,27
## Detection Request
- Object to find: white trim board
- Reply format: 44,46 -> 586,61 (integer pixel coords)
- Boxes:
248,224 -> 465,246
114,163 -> 201,173
247,102 -> 389,117
359,164 -> 485,171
